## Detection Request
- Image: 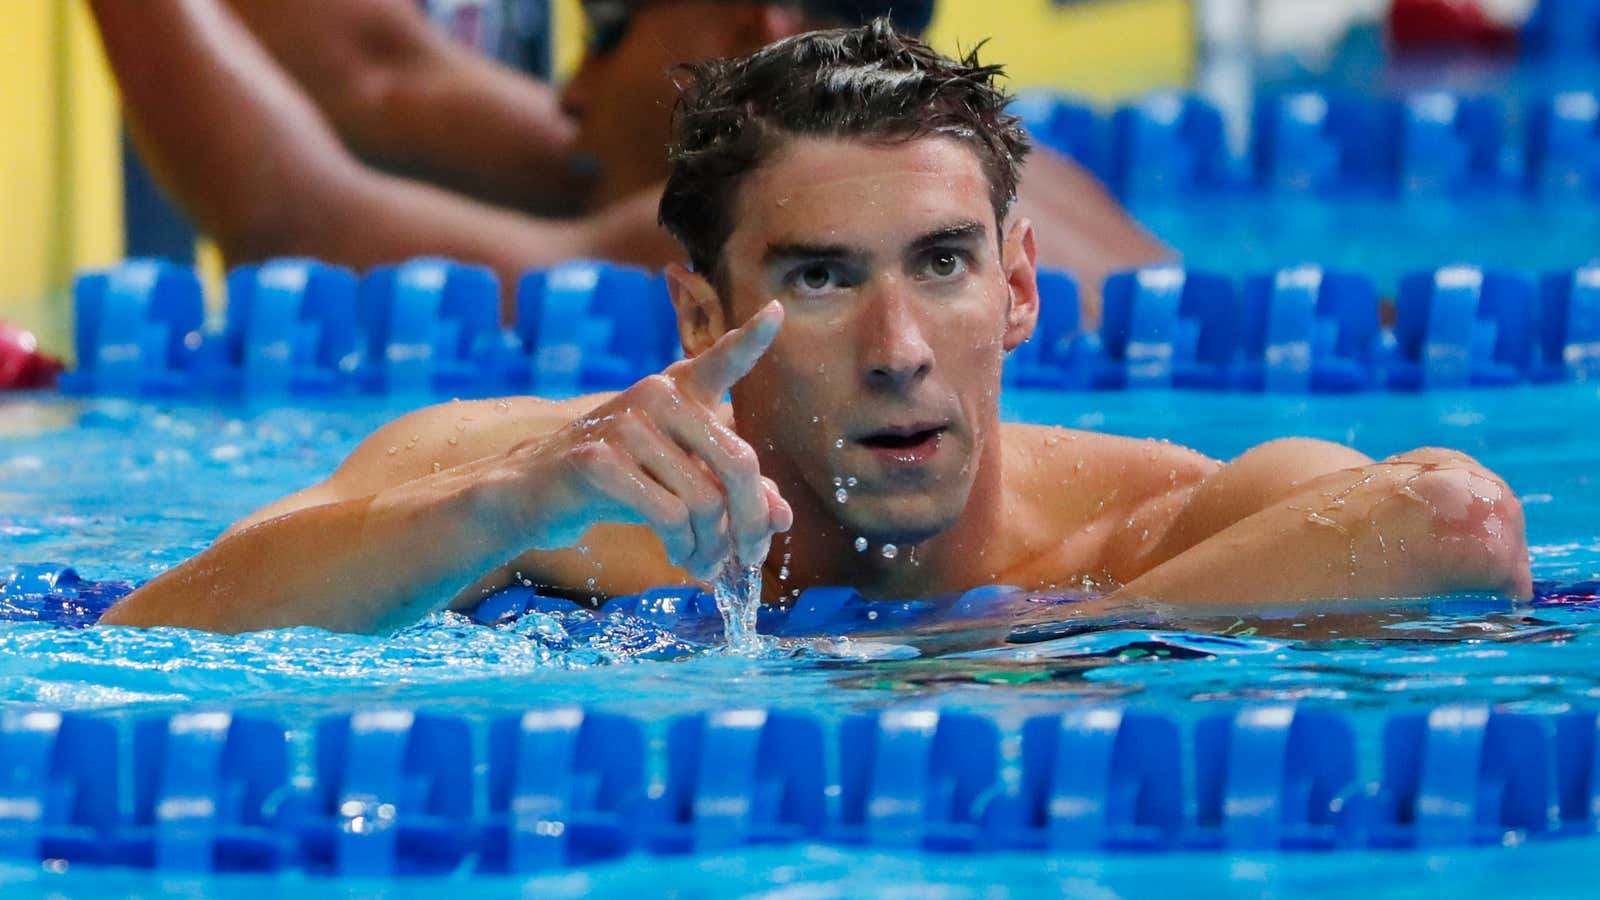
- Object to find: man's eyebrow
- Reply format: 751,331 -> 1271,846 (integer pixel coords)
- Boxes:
761,242 -> 859,264
908,221 -> 988,251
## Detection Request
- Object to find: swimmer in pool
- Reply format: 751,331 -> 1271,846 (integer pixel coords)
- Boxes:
100,20 -> 1533,634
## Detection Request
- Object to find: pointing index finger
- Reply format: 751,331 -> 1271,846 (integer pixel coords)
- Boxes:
680,300 -> 784,402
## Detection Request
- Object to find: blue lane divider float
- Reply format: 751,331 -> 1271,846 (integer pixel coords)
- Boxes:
6,702 -> 1600,875
1020,87 -> 1600,201
1009,91 -> 1109,180
61,256 -> 1600,397
1236,266 -> 1382,392
482,708 -> 643,872
1538,264 -> 1600,379
1522,0 -> 1600,59
62,258 -> 206,395
1096,266 -> 1238,389
1389,265 -> 1538,388
357,257 -> 511,395
1108,93 -> 1233,200
120,711 -> 293,871
1251,91 -> 1512,197
217,258 -> 361,394
1527,91 -> 1600,196
516,260 -> 678,394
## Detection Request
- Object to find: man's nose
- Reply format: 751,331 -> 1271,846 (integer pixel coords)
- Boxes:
860,282 -> 935,392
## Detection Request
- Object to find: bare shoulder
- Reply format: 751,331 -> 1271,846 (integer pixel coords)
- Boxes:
1000,423 -> 1219,523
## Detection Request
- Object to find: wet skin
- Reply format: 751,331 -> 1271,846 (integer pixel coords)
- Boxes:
101,136 -> 1532,634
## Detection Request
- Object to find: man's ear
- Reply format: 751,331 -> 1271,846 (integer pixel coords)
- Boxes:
1001,217 -> 1041,352
665,262 -> 727,358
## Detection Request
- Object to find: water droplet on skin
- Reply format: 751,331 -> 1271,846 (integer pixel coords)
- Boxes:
791,588 -> 801,597
834,438 -> 845,449
585,576 -> 597,589
833,476 -> 843,487
846,477 -> 858,487
495,400 -> 511,412
854,537 -> 868,552
447,437 -> 458,446
835,488 -> 849,504
779,566 -> 790,580
881,544 -> 898,560
577,544 -> 590,556
811,416 -> 820,424
386,446 -> 397,456
432,462 -> 442,472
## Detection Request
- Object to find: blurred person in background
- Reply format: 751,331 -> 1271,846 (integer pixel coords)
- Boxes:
90,0 -> 1165,320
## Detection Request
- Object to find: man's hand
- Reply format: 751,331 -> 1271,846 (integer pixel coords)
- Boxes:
489,301 -> 792,578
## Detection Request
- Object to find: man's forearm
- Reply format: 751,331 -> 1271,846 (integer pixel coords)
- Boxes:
223,0 -> 585,215
89,0 -> 362,260
1107,451 -> 1532,606
99,463 -> 512,634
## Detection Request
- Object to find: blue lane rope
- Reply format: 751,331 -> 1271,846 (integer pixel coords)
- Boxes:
1,702 -> 1599,875
55,256 -> 1600,398
1014,87 -> 1600,201
4,564 -> 1600,873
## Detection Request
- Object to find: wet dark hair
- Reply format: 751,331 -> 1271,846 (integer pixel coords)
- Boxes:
658,17 -> 1031,281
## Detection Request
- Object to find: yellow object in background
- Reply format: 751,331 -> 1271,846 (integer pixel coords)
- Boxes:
0,0 -> 123,358
553,0 -> 1195,99
929,0 -> 1194,100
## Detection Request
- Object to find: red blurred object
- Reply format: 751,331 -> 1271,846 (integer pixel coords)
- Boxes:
1388,0 -> 1519,51
0,321 -> 63,389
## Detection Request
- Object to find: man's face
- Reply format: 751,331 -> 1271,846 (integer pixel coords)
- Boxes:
563,2 -> 761,208
720,136 -> 1032,545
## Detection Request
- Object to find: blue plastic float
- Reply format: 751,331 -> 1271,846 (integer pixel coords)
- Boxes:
3,701 -> 1600,873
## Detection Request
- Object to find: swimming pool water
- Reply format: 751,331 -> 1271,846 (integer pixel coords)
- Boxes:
3,384 -> 1598,709
5,384 -> 1600,894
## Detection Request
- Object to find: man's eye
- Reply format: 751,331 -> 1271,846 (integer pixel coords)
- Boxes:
787,263 -> 847,293
923,250 -> 968,280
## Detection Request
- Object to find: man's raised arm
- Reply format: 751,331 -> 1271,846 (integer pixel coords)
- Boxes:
99,303 -> 792,634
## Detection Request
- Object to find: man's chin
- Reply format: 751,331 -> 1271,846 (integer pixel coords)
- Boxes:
831,497 -> 959,547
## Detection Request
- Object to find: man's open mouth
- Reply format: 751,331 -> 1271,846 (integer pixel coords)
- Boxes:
856,425 -> 947,450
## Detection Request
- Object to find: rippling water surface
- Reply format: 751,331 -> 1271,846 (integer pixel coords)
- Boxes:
2,387 -> 1598,718
3,380 -> 1600,896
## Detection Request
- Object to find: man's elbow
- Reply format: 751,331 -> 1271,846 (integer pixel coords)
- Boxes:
1378,448 -> 1532,599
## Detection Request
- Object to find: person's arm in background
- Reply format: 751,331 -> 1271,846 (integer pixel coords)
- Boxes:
88,0 -> 680,316
222,0 -> 586,216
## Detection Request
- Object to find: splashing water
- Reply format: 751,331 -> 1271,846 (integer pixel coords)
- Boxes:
712,557 -> 769,655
